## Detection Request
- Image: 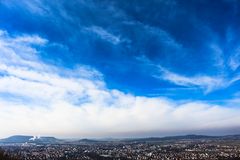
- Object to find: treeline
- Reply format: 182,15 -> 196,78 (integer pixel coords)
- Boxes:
0,148 -> 20,160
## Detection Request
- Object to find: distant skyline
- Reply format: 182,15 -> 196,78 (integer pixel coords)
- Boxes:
0,0 -> 240,138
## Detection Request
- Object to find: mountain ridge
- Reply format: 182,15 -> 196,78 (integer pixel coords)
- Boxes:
0,135 -> 61,144
1,134 -> 240,144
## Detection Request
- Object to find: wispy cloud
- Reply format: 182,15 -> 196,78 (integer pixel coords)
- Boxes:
84,26 -> 127,45
209,43 -> 225,69
157,67 -> 226,93
229,46 -> 240,71
138,55 -> 239,93
157,66 -> 240,93
208,29 -> 240,73
143,23 -> 182,51
1,0 -> 49,15
0,30 -> 240,138
13,35 -> 48,45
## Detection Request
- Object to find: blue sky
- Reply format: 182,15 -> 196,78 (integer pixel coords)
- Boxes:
0,0 -> 240,138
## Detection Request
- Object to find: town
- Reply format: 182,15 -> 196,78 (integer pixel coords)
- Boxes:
1,136 -> 240,160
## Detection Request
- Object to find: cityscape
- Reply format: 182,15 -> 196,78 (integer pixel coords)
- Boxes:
1,135 -> 240,160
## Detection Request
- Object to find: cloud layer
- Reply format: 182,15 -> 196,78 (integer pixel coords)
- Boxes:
0,30 -> 240,138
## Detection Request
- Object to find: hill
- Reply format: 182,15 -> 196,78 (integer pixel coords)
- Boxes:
0,135 -> 61,144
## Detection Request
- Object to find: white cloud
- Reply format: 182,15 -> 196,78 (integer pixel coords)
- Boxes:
157,67 -> 226,93
0,30 -> 240,138
137,56 -> 232,93
1,0 -> 48,15
0,30 -> 7,36
158,66 -> 240,93
84,26 -> 125,45
210,43 -> 225,69
144,24 -> 182,50
13,35 -> 48,45
229,46 -> 240,71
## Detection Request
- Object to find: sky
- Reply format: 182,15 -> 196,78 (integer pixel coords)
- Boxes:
0,0 -> 240,138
